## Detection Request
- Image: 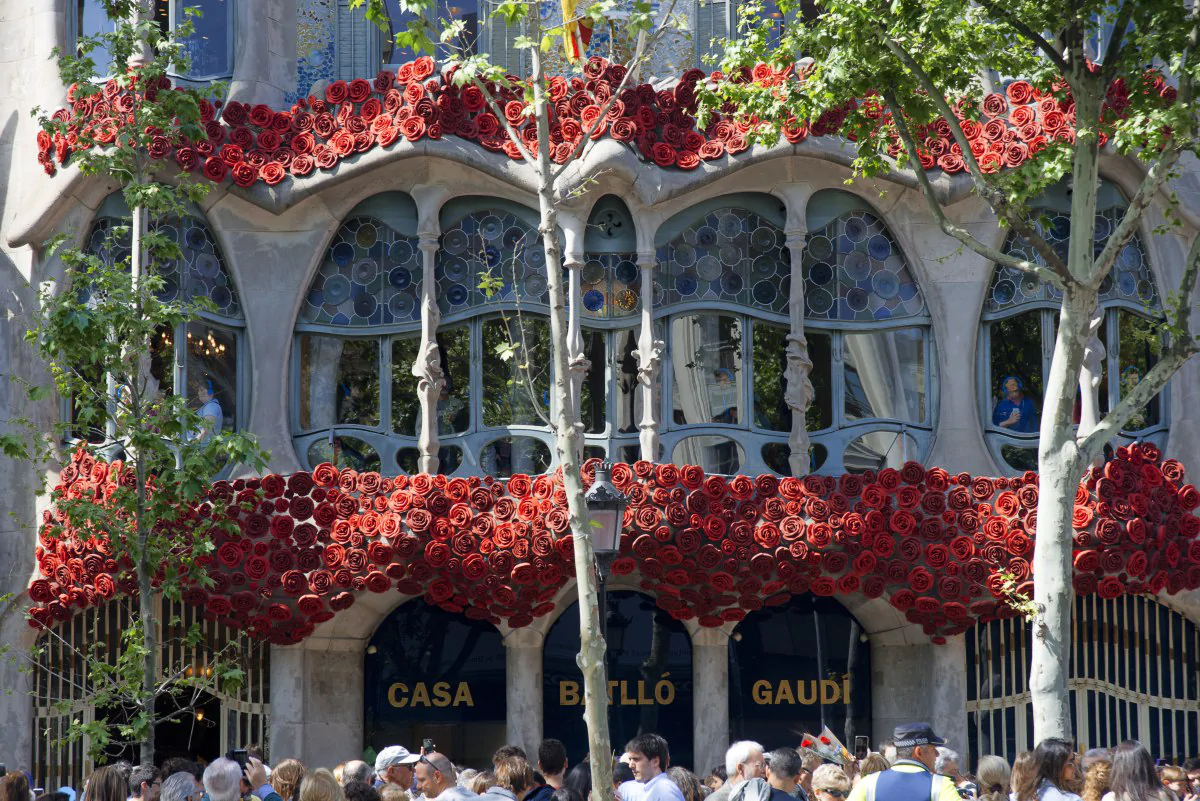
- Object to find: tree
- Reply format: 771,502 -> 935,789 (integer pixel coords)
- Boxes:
350,1 -> 685,794
699,0 -> 1200,740
18,0 -> 268,764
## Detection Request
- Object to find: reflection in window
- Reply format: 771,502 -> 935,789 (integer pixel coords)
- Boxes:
751,322 -> 791,432
615,331 -> 641,435
806,332 -> 833,431
673,436 -> 744,474
434,326 -> 471,435
1001,445 -> 1038,473
844,431 -> 918,473
334,339 -> 381,427
391,336 -> 421,436
482,316 -> 550,427
383,0 -> 421,64
176,0 -> 234,79
398,445 -> 462,474
580,329 -> 606,434
307,435 -> 382,473
481,437 -> 551,477
185,323 -> 238,439
1117,311 -> 1161,430
761,442 -> 791,476
843,328 -> 926,423
671,314 -> 743,426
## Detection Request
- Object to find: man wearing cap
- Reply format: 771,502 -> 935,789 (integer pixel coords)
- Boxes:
415,753 -> 476,801
845,725 -> 959,801
376,747 -> 422,794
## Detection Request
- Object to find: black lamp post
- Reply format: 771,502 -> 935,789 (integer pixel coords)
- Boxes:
585,462 -> 628,646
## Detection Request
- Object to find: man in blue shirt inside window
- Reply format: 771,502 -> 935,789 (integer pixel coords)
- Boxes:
992,376 -> 1039,433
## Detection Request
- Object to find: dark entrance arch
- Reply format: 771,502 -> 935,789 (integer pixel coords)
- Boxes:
365,600 -> 507,767
543,591 -> 694,768
729,595 -> 871,752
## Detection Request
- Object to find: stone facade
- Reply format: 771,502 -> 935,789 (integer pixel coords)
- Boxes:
5,0 -> 1200,779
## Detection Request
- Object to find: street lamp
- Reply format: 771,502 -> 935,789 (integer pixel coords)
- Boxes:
585,462 -> 628,645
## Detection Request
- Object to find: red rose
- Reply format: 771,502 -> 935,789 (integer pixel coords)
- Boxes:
202,156 -> 228,182
1097,576 -> 1125,599
1006,81 -> 1034,105
325,80 -> 349,104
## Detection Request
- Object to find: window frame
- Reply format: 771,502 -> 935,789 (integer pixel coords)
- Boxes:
376,0 -> 526,74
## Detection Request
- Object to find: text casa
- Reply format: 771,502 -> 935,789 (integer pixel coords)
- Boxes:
387,681 -> 474,708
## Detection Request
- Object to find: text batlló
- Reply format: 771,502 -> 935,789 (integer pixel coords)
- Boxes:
751,677 -> 852,705
558,679 -> 676,706
387,681 -> 475,708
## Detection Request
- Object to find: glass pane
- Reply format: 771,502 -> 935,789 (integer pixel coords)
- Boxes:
989,313 -> 1043,433
672,435 -> 744,474
752,321 -> 790,432
151,325 -> 175,397
78,0 -> 114,73
391,335 -> 421,436
482,316 -> 550,427
844,431 -> 918,473
307,435 -> 381,472
185,323 -> 237,437
438,445 -> 463,474
584,445 -> 607,461
1117,311 -> 1162,430
425,326 -> 472,435
1001,445 -> 1039,473
383,0 -> 421,63
311,338 -> 379,427
71,363 -> 107,444
397,447 -> 420,474
843,327 -> 925,423
670,314 -> 743,426
480,437 -> 551,477
177,0 -> 232,77
806,331 -> 833,431
580,329 -> 606,434
615,330 -> 641,435
761,442 -> 791,475
436,0 -> 479,56
809,442 -> 828,472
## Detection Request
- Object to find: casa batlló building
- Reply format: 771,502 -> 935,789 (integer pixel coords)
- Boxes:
3,0 -> 1200,790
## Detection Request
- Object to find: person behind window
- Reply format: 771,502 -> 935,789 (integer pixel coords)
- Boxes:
190,378 -> 223,443
711,368 -> 739,424
1119,366 -> 1147,430
993,376 -> 1038,433
437,379 -> 467,435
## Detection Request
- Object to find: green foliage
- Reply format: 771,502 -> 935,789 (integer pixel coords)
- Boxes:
20,1 -> 269,763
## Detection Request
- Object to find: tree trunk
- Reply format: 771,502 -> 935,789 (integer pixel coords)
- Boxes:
528,40 -> 615,801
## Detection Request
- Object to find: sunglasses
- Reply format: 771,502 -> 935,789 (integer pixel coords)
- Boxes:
821,791 -> 849,799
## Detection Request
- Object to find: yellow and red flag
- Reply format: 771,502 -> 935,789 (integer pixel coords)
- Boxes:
561,0 -> 594,62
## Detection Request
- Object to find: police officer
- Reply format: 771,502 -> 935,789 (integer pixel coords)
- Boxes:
846,724 -> 960,801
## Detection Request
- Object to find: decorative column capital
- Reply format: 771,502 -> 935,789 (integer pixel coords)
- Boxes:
636,250 -> 657,269
563,251 -> 585,270
784,228 -> 808,253
417,233 -> 439,255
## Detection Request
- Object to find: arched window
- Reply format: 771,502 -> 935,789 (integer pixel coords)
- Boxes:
980,181 -> 1165,473
71,0 -> 234,80
655,193 -> 792,475
75,192 -> 245,442
803,189 -> 933,474
292,194 -> 554,477
579,196 -> 644,464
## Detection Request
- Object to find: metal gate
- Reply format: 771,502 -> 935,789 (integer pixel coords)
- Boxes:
966,594 -> 1200,765
31,597 -> 271,791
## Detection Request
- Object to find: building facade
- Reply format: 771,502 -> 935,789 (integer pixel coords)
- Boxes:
3,0 -> 1200,787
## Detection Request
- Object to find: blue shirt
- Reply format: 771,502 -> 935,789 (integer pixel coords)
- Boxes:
992,395 -> 1038,432
619,773 -> 687,801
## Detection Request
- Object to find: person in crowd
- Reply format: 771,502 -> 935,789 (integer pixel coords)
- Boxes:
1013,738 -> 1081,801
202,761 -> 244,801
764,749 -> 803,801
708,742 -> 766,801
1181,763 -> 1200,795
1159,767 -> 1192,801
993,376 -> 1038,432
1080,752 -> 1112,801
705,770 -> 727,794
469,776 -> 496,797
523,766 -> 554,801
272,761 -> 306,801
977,756 -> 1012,801
160,763 -> 202,787
563,764 -> 590,801
614,767 -> 635,794
537,742 -> 569,792
345,784 -> 381,801
550,790 -> 581,801
129,766 -> 161,801
380,786 -> 410,801
878,743 -> 897,767
344,767 -> 375,789
619,734 -> 686,801
83,767 -> 128,801
846,724 -> 960,801
797,750 -> 823,800
415,754 -> 474,801
936,751 -> 962,785
3,773 -> 33,801
245,757 -> 284,801
858,755 -> 890,784
300,771 -> 345,801
811,766 -> 851,801
477,757 -> 536,801
494,751 -> 528,769
1101,742 -> 1171,801
376,749 -> 421,793
160,774 -> 201,801
335,769 -> 347,787
666,769 -> 705,801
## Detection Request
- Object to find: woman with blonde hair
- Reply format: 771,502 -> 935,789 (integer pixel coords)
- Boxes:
300,769 -> 347,801
272,760 -> 306,801
858,755 -> 890,782
977,755 -> 1012,801
812,765 -> 852,801
1080,752 -> 1112,801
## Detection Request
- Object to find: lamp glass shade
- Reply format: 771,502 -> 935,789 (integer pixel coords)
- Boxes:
589,509 -> 621,553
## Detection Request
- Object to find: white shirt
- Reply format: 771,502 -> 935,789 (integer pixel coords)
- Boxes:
619,773 -> 687,801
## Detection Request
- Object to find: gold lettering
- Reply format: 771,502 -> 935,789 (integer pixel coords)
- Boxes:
455,682 -> 475,707
797,680 -> 817,705
843,675 -> 851,703
637,681 -> 653,706
560,681 -> 580,706
608,679 -> 619,703
752,680 -> 772,705
820,679 -> 840,705
388,682 -> 409,708
776,681 -> 795,705
433,681 -> 452,707
619,680 -> 634,706
411,682 -> 431,707
655,680 -> 675,706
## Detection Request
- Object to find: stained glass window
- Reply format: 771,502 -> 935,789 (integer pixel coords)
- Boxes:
580,253 -> 641,318
436,210 -> 547,312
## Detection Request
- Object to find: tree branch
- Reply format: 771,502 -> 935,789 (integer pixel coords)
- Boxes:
883,90 -> 1067,289
1089,147 -> 1182,288
975,0 -> 1070,74
1099,1 -> 1134,82
1078,232 -> 1200,462
878,31 -> 1073,280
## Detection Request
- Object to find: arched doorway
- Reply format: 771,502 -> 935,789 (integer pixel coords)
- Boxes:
728,595 -> 871,752
364,600 -> 506,766
543,591 -> 694,768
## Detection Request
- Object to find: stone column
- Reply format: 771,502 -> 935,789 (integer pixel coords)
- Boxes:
414,234 -> 444,474
562,220 -> 588,463
0,606 -> 35,777
270,640 -> 366,766
784,231 -> 814,477
503,627 -> 545,755
692,627 -> 730,778
869,636 -> 968,753
634,250 -> 663,461
930,634 -> 969,756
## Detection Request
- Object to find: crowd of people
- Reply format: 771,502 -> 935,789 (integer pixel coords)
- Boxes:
5,725 -> 1200,801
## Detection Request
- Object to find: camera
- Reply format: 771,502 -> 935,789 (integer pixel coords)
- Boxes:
229,749 -> 250,771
